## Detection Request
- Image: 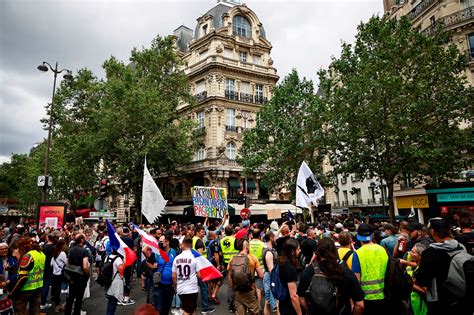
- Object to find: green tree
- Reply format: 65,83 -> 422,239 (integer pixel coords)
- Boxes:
238,70 -> 326,196
319,16 -> 473,221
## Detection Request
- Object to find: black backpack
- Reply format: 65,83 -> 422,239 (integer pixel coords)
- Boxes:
306,262 -> 339,314
383,249 -> 413,301
96,255 -> 119,288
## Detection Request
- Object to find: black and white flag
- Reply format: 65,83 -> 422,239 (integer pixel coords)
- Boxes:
296,161 -> 324,208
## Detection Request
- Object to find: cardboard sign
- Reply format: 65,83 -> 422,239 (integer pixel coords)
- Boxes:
267,209 -> 282,220
38,203 -> 67,229
192,186 -> 228,219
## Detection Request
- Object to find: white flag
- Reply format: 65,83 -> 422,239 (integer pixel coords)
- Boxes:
141,159 -> 167,223
296,161 -> 324,208
408,205 -> 416,218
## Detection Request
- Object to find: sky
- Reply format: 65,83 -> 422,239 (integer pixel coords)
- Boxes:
0,0 -> 383,164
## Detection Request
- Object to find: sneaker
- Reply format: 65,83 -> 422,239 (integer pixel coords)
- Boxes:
201,307 -> 216,314
229,308 -> 235,313
80,311 -> 87,315
61,289 -> 69,294
40,304 -> 52,310
121,299 -> 136,306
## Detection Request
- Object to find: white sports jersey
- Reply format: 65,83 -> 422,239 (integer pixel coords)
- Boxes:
172,249 -> 199,295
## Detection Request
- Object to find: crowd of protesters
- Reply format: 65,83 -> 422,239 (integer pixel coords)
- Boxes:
0,209 -> 472,315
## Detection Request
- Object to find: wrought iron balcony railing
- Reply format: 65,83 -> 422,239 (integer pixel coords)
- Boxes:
195,91 -> 207,102
226,125 -> 237,132
225,90 -> 238,100
240,93 -> 253,103
407,0 -> 438,21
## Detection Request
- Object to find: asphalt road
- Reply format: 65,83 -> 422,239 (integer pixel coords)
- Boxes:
43,277 -> 230,315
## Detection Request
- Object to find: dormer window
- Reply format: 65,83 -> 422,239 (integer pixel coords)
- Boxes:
233,15 -> 251,37
201,24 -> 208,37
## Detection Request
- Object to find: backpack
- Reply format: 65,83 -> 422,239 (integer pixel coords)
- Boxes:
230,255 -> 253,291
96,255 -> 119,288
306,262 -> 339,314
383,249 -> 413,301
270,264 -> 288,301
444,248 -> 474,300
206,240 -> 217,262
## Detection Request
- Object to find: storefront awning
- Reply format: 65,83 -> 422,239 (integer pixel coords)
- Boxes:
228,177 -> 241,189
247,179 -> 256,190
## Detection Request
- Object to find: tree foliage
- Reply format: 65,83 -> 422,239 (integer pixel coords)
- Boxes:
238,70 -> 326,195
318,16 -> 473,220
1,35 -> 197,213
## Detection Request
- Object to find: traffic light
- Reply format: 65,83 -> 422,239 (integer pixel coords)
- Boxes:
237,191 -> 245,205
99,179 -> 109,199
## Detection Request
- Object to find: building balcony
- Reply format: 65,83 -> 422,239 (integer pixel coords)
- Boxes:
407,0 -> 438,21
443,6 -> 474,28
195,126 -> 206,135
352,199 -> 364,206
226,125 -> 237,132
240,93 -> 253,103
255,95 -> 267,104
195,91 -> 207,102
225,90 -> 239,101
240,127 -> 252,133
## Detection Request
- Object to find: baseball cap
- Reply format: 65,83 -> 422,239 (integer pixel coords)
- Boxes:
335,223 -> 344,230
406,222 -> 423,232
357,223 -> 373,242
242,220 -> 250,227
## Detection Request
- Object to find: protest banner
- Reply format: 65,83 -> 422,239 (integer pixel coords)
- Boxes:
38,202 -> 67,229
192,186 -> 228,219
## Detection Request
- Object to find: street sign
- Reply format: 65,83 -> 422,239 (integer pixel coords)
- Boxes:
90,211 -> 115,218
94,198 -> 109,211
240,208 -> 251,219
37,176 -> 46,187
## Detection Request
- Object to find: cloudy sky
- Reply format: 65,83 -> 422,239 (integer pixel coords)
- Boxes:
0,0 -> 383,164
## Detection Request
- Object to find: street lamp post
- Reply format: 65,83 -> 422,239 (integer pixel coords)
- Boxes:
37,61 -> 72,201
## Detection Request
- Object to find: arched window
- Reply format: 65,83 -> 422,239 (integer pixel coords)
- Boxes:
227,142 -> 236,160
232,15 -> 251,37
196,145 -> 205,161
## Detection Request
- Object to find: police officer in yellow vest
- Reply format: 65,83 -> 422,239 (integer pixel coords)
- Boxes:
351,223 -> 389,315
10,237 -> 46,315
220,225 -> 238,312
249,228 -> 264,314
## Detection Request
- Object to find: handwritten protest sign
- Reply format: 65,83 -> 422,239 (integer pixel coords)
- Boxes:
192,186 -> 228,219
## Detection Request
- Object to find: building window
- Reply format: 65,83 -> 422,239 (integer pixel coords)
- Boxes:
227,142 -> 236,160
224,48 -> 233,59
242,111 -> 252,129
226,108 -> 236,130
196,111 -> 205,130
196,145 -> 205,161
255,84 -> 264,103
226,79 -> 237,100
201,24 -> 208,36
232,15 -> 251,37
469,33 -> 474,59
239,51 -> 248,63
253,55 -> 261,65
430,15 -> 436,25
343,190 -> 348,205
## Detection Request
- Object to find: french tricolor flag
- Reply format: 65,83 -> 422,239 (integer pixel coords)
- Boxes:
133,224 -> 170,262
191,249 -> 222,282
106,220 -> 137,273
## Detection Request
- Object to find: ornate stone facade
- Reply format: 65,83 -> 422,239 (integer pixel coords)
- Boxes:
384,0 -> 474,85
161,0 -> 279,210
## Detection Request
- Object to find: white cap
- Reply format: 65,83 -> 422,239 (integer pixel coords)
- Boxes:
335,223 -> 344,229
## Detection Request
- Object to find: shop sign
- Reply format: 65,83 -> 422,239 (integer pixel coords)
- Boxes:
437,192 -> 474,203
396,195 -> 429,209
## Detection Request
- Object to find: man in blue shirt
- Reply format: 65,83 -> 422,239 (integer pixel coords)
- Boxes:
152,234 -> 176,315
380,224 -> 398,256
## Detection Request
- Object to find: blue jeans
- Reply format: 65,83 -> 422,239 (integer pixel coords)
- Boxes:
198,278 -> 210,311
263,272 -> 277,310
153,284 -> 175,315
106,295 -> 118,315
41,275 -> 52,305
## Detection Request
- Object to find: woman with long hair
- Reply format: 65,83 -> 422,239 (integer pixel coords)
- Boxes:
278,238 -> 302,315
51,239 -> 67,313
297,238 -> 364,315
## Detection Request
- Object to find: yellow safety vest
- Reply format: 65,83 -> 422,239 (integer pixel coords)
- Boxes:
22,250 -> 46,291
249,239 -> 264,266
220,236 -> 238,264
192,236 -> 207,257
356,244 -> 388,300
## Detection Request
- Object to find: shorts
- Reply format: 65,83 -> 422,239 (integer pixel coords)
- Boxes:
178,293 -> 198,314
255,278 -> 263,290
